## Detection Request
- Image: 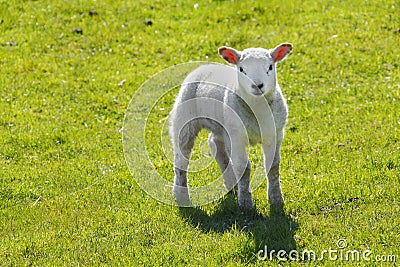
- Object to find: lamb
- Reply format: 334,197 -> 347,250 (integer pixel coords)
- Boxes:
169,43 -> 292,209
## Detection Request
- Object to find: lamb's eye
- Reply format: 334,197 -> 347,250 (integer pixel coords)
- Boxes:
239,67 -> 247,75
269,65 -> 273,71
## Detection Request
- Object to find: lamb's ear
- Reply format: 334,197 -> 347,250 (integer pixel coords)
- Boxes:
218,46 -> 241,64
271,43 -> 293,62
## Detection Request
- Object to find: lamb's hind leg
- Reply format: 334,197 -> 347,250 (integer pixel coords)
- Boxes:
208,133 -> 236,191
172,123 -> 197,207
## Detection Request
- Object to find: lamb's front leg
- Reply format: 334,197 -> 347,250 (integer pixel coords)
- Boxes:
238,161 -> 252,209
268,152 -> 284,207
263,141 -> 284,208
230,142 -> 253,209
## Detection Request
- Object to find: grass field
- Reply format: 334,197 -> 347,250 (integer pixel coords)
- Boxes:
1,0 -> 399,265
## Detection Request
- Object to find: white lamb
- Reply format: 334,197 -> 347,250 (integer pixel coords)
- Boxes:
169,43 -> 292,209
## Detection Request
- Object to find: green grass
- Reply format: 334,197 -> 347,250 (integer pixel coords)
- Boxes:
1,0 -> 399,265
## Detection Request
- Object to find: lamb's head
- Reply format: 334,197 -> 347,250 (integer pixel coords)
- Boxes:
218,43 -> 292,96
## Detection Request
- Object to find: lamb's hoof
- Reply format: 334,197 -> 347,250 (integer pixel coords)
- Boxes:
173,186 -> 192,207
175,195 -> 192,207
269,197 -> 284,214
238,196 -> 254,210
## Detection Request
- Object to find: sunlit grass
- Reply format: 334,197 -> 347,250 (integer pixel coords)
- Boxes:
0,0 -> 399,265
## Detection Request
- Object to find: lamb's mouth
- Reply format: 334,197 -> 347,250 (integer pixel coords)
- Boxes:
251,83 -> 265,95
252,90 -> 264,96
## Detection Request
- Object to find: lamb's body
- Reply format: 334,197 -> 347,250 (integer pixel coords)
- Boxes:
169,44 -> 292,208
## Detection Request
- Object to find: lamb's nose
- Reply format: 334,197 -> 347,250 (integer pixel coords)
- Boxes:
251,83 -> 264,91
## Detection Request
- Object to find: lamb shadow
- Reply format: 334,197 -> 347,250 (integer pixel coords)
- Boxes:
179,193 -> 298,262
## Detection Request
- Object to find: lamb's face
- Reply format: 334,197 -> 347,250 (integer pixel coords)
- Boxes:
237,48 -> 276,96
218,43 -> 292,96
